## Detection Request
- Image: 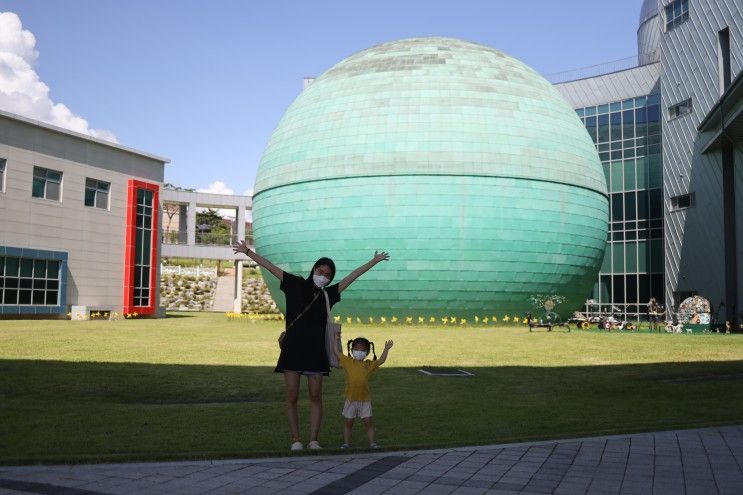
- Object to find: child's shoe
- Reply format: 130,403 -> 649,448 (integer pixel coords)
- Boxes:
308,440 -> 322,450
340,443 -> 350,449
290,441 -> 303,451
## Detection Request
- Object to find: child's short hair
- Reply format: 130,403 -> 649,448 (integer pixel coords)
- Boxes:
347,337 -> 377,360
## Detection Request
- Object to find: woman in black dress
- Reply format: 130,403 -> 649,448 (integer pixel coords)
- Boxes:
233,241 -> 389,451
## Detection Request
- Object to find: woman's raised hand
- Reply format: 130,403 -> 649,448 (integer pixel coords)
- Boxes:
372,251 -> 390,263
233,240 -> 250,256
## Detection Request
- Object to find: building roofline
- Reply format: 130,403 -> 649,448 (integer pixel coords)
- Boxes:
698,69 -> 743,132
551,61 -> 659,86
0,108 -> 170,164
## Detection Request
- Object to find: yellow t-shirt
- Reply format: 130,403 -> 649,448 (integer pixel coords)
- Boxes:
339,354 -> 381,401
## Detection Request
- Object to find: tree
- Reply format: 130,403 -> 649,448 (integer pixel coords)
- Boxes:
195,209 -> 232,246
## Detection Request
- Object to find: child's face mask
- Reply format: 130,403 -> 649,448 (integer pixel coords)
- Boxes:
352,350 -> 368,361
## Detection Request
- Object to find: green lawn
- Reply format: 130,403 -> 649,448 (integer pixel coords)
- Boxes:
1,312 -> 742,464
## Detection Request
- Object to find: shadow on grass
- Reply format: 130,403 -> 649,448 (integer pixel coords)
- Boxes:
1,359 -> 742,464
164,313 -> 198,319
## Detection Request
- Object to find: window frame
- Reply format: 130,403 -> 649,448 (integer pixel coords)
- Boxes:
31,166 -> 63,202
0,157 -> 5,193
670,192 -> 695,211
668,98 -> 693,120
84,178 -> 111,210
664,0 -> 689,31
1,255 -> 61,307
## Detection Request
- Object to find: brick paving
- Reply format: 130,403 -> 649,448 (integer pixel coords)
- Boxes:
1,425 -> 741,494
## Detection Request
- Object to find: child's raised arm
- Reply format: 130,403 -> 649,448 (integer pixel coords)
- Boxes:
232,241 -> 284,281
377,340 -> 393,365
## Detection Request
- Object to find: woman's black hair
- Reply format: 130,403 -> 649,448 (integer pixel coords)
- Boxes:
308,257 -> 336,283
346,337 -> 377,360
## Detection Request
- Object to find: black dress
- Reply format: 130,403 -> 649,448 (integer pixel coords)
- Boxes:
275,272 -> 341,375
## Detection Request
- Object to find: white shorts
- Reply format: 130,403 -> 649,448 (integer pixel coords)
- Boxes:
342,399 -> 373,419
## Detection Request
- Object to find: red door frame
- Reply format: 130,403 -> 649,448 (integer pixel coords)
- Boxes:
123,179 -> 159,315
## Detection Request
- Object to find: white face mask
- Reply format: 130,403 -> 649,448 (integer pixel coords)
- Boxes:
313,274 -> 330,288
352,350 -> 368,361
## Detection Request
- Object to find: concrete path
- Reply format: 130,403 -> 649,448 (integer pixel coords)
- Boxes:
1,425 -> 741,494
212,268 -> 235,313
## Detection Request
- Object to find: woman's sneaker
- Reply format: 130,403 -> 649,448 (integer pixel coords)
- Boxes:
290,441 -> 303,451
369,443 -> 380,449
340,443 -> 350,449
308,440 -> 322,450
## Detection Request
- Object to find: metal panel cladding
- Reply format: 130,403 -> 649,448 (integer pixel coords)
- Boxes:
253,37 -> 608,319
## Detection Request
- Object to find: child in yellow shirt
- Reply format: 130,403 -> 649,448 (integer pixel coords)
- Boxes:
334,333 -> 393,449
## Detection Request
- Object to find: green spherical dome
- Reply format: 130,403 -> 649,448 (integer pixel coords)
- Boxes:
253,37 -> 608,319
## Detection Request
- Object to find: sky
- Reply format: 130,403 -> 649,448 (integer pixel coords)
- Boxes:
0,0 -> 643,197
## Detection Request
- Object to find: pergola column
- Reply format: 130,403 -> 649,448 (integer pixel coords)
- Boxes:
187,201 -> 196,245
234,259 -> 243,313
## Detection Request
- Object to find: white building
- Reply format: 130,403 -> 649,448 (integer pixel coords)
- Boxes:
0,109 -> 168,317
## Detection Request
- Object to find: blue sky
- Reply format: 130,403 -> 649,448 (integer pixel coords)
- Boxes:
0,0 -> 642,197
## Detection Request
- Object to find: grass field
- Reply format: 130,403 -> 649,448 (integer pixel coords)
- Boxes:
1,312 -> 742,464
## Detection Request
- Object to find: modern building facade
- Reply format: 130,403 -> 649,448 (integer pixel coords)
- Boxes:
0,109 -> 168,317
556,0 -> 742,325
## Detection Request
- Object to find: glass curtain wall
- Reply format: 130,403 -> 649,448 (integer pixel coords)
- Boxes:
576,93 -> 664,321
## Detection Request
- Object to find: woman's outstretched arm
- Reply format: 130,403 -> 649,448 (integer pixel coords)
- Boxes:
232,240 -> 284,281
338,251 -> 389,293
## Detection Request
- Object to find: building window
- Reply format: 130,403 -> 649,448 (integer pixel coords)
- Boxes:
134,188 -> 154,307
580,93 -> 664,322
668,98 -> 692,119
670,192 -> 695,211
32,166 -> 62,201
85,178 -> 110,209
664,0 -> 689,31
124,180 -> 159,315
0,158 -> 5,192
719,27 -> 731,94
1,256 -> 61,306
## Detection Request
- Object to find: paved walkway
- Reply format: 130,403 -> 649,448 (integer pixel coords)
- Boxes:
212,269 -> 236,313
1,426 -> 741,495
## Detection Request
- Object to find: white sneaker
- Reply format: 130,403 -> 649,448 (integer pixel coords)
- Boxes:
308,440 -> 322,450
290,441 -> 303,451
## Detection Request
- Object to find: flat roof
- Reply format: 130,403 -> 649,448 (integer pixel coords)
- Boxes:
0,108 -> 170,164
698,69 -> 743,153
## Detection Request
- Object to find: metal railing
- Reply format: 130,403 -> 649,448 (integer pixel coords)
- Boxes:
545,51 -> 659,84
162,230 -> 254,247
161,265 -> 218,277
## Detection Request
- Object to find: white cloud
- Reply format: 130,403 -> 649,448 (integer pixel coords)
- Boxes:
195,182 -> 253,221
197,181 -> 235,195
0,12 -> 117,142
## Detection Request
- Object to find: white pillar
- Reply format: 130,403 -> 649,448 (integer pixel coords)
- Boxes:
234,259 -> 243,313
187,201 -> 196,245
178,204 -> 188,244
237,205 -> 246,245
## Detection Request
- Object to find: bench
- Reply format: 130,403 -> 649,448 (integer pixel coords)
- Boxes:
525,312 -> 570,332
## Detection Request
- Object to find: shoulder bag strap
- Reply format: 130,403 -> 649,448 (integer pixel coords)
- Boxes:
322,289 -> 332,322
285,291 -> 320,331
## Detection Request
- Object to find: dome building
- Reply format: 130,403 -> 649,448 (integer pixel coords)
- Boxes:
252,37 -> 609,318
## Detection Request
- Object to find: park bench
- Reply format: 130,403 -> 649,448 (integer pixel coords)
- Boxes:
525,312 -> 570,332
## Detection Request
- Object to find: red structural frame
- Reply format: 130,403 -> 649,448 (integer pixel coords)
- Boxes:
123,179 -> 159,315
